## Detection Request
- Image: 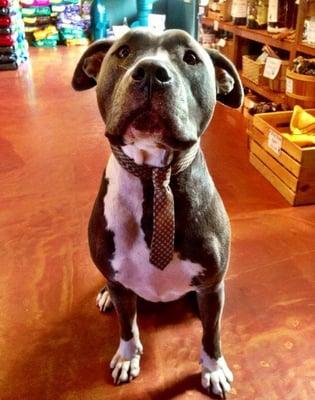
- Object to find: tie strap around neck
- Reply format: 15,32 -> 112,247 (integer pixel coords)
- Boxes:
110,143 -> 199,179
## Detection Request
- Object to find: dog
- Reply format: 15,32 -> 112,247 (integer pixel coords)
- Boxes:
72,28 -> 243,398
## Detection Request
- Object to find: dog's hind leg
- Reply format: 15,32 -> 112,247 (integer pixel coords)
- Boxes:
197,283 -> 233,399
96,285 -> 113,312
107,281 -> 143,385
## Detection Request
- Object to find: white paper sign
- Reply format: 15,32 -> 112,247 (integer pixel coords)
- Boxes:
263,57 -> 282,80
268,130 -> 282,156
213,20 -> 219,31
217,38 -> 226,47
286,77 -> 293,94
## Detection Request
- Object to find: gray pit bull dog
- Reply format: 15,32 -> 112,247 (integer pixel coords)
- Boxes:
72,28 -> 243,398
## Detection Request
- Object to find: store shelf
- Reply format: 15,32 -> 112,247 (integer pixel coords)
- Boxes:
240,73 -> 287,104
202,17 -> 237,33
201,2 -> 314,105
202,17 -> 294,51
296,42 -> 315,57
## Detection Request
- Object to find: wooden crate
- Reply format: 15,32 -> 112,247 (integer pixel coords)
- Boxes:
242,93 -> 261,127
242,55 -> 268,86
286,69 -> 315,108
247,109 -> 315,206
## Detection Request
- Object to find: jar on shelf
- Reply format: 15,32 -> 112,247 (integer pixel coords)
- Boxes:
231,0 -> 248,25
247,0 -> 268,29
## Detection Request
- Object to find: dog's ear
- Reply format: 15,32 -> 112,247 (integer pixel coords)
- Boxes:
206,49 -> 244,108
72,39 -> 114,91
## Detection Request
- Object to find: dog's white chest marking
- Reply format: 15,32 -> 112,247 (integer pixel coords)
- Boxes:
104,155 -> 204,302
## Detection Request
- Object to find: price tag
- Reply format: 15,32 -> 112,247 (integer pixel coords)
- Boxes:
217,38 -> 226,47
213,20 -> 219,31
268,130 -> 282,156
286,77 -> 293,94
263,57 -> 282,80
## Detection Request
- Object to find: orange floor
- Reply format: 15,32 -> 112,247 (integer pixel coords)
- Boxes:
1,47 -> 315,400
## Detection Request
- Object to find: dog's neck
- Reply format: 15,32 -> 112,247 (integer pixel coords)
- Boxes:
122,138 -> 173,167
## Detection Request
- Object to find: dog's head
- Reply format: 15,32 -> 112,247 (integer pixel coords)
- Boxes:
72,29 -> 243,152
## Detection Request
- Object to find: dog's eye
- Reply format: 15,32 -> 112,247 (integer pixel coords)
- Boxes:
183,50 -> 199,65
117,45 -> 130,59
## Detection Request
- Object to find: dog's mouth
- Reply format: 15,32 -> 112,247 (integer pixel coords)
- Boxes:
124,111 -> 169,149
106,109 -> 169,149
105,108 -> 197,151
128,111 -> 166,135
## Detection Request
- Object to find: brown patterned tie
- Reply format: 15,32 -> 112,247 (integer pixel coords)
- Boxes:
150,168 -> 174,269
111,144 -> 198,270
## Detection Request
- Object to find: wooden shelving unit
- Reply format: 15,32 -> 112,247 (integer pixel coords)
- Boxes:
201,17 -> 294,52
296,43 -> 315,57
202,0 -> 315,105
240,74 -> 287,104
295,0 -> 315,58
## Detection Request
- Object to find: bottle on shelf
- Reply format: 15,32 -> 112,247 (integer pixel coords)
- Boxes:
267,0 -> 297,33
231,0 -> 248,25
286,0 -> 298,30
247,0 -> 268,29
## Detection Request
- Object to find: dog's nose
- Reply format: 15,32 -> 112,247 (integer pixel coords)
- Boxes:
131,60 -> 172,85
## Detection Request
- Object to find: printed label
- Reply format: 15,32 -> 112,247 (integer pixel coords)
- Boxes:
213,20 -> 219,31
286,77 -> 293,94
263,57 -> 282,80
268,130 -> 282,156
268,0 -> 278,23
231,0 -> 248,18
217,38 -> 226,47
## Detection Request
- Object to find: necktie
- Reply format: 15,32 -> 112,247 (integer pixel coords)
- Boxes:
111,143 -> 198,270
150,168 -> 174,269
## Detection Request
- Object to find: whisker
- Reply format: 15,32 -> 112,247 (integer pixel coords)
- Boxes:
118,64 -> 128,71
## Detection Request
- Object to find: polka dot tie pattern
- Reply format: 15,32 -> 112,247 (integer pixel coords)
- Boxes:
110,143 -> 199,270
149,168 -> 174,269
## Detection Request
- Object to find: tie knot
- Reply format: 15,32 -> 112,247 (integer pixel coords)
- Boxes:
152,167 -> 171,188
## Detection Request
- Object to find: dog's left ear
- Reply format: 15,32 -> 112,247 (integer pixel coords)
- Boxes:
206,49 -> 244,109
72,39 -> 114,91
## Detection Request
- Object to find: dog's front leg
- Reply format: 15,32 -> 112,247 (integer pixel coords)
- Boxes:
197,283 -> 233,399
107,281 -> 143,385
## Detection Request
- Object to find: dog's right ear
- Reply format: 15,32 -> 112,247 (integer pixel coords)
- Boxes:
206,48 -> 244,109
72,39 -> 114,91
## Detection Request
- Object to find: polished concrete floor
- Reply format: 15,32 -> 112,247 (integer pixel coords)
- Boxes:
0,47 -> 315,400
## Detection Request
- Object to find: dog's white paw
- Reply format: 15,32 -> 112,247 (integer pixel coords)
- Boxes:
200,349 -> 233,399
110,338 -> 143,384
96,286 -> 113,312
